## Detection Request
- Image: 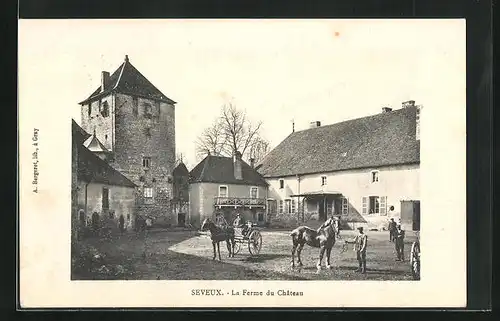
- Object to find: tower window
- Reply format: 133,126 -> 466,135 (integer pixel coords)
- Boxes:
88,103 -> 92,117
101,101 -> 109,117
143,103 -> 153,119
143,157 -> 151,169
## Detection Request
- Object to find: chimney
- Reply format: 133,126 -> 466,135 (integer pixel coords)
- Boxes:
124,55 -> 129,62
382,107 -> 392,113
233,151 -> 243,180
249,157 -> 255,168
402,100 -> 415,108
101,71 -> 110,93
309,121 -> 321,128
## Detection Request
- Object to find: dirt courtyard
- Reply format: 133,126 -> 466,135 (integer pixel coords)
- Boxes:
73,228 -> 418,281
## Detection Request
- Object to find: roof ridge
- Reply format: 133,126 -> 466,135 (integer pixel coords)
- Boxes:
113,61 -> 127,91
294,107 -> 412,134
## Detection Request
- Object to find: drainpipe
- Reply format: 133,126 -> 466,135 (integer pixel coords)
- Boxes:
296,175 -> 301,222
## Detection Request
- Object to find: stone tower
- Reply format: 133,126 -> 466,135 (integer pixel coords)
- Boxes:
78,55 -> 176,219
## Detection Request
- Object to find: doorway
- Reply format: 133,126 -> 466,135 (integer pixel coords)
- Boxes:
178,212 -> 186,227
412,201 -> 421,231
318,200 -> 326,221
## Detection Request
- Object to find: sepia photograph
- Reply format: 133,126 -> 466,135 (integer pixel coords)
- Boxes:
19,19 -> 466,307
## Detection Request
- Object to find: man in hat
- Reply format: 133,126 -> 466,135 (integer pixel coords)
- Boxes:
345,226 -> 368,273
394,224 -> 406,261
233,213 -> 249,236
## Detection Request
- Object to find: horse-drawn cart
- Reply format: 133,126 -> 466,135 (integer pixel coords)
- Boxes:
232,222 -> 263,256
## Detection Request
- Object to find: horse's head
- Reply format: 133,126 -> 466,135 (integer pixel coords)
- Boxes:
200,217 -> 212,231
319,216 -> 336,233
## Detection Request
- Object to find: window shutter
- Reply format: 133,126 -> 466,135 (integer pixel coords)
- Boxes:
342,197 -> 349,215
362,197 -> 368,215
380,196 -> 387,215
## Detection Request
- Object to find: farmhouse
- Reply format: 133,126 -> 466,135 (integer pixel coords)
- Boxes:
72,120 -> 137,240
257,101 -> 421,231
189,152 -> 269,227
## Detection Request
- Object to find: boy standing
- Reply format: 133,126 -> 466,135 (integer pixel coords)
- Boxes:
345,226 -> 368,273
395,224 -> 406,261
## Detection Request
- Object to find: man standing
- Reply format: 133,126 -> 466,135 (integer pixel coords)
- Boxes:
119,214 -> 125,234
395,224 -> 406,261
388,218 -> 397,242
345,226 -> 368,273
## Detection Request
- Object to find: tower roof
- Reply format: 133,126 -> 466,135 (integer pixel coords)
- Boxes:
79,55 -> 176,105
83,131 -> 109,153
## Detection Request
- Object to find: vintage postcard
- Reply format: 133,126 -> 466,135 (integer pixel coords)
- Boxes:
18,19 -> 466,308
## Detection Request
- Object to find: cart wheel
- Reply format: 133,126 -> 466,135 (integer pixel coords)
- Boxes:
410,241 -> 420,280
248,230 -> 262,256
233,241 -> 241,255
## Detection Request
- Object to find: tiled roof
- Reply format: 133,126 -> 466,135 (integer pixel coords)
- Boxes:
72,119 -> 91,144
72,121 -> 136,188
83,133 -> 109,153
173,162 -> 189,176
258,106 -> 420,178
190,155 -> 268,186
79,56 -> 176,105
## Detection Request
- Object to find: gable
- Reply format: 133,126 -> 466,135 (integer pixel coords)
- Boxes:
79,56 -> 176,105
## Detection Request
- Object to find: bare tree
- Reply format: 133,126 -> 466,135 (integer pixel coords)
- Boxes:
195,103 -> 270,163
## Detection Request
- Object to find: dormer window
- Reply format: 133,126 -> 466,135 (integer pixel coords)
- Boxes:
321,176 -> 327,186
370,170 -> 379,183
143,103 -> 153,119
279,179 -> 284,189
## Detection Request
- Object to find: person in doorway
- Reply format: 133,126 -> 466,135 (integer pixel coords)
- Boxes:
388,218 -> 397,242
119,214 -> 125,234
345,226 -> 368,273
394,224 -> 406,261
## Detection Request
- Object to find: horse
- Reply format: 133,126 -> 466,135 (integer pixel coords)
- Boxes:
200,217 -> 236,261
290,216 -> 337,270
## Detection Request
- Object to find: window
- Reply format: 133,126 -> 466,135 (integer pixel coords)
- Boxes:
143,103 -> 153,119
127,214 -> 131,221
102,187 -> 109,210
291,199 -> 296,213
285,199 -> 291,214
258,213 -> 264,222
327,200 -> 333,215
278,200 -> 284,213
250,187 -> 258,199
362,196 -> 387,215
101,101 -> 109,117
142,157 -> 151,169
88,103 -> 92,117
218,185 -> 228,198
132,97 -> 138,116
321,176 -> 327,186
371,170 -> 379,183
341,197 -> 349,215
144,187 -> 153,198
279,179 -> 284,189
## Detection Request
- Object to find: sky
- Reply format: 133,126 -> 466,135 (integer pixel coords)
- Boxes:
19,19 -> 465,169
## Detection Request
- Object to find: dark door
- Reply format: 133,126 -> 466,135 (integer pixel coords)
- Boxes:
178,213 -> 186,227
412,201 -> 421,231
318,199 -> 326,221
